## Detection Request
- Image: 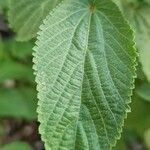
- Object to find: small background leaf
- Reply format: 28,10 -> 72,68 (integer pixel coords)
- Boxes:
137,83 -> 150,102
0,141 -> 32,150
0,88 -> 37,120
8,0 -> 62,41
144,129 -> 150,150
0,61 -> 34,83
3,39 -> 34,59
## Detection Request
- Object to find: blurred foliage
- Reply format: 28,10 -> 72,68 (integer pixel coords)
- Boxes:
0,88 -> 37,120
0,1 -> 40,148
0,141 -> 32,150
0,37 -> 37,120
112,1 -> 150,148
137,83 -> 150,102
8,0 -> 62,41
0,0 -> 9,10
0,0 -> 150,149
144,129 -> 150,149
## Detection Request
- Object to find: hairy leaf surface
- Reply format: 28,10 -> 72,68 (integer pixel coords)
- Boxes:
33,0 -> 137,149
8,0 -> 62,41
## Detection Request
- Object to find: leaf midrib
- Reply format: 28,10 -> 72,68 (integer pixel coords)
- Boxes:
42,11 -> 90,149
74,9 -> 93,150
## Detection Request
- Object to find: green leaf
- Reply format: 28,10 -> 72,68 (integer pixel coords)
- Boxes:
144,129 -> 150,149
116,0 -> 150,82
8,0 -> 62,41
3,39 -> 34,59
115,92 -> 150,150
0,88 -> 37,120
136,7 -> 150,82
112,0 -> 122,8
0,142 -> 32,150
33,0 -> 137,149
0,0 -> 9,10
0,61 -> 34,83
125,94 -> 150,135
137,83 -> 150,102
0,38 -> 5,59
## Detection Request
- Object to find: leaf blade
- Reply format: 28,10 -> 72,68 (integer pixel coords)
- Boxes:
33,0 -> 137,149
114,0 -> 150,82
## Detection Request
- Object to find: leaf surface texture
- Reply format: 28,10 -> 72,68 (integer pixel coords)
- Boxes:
33,0 -> 137,149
